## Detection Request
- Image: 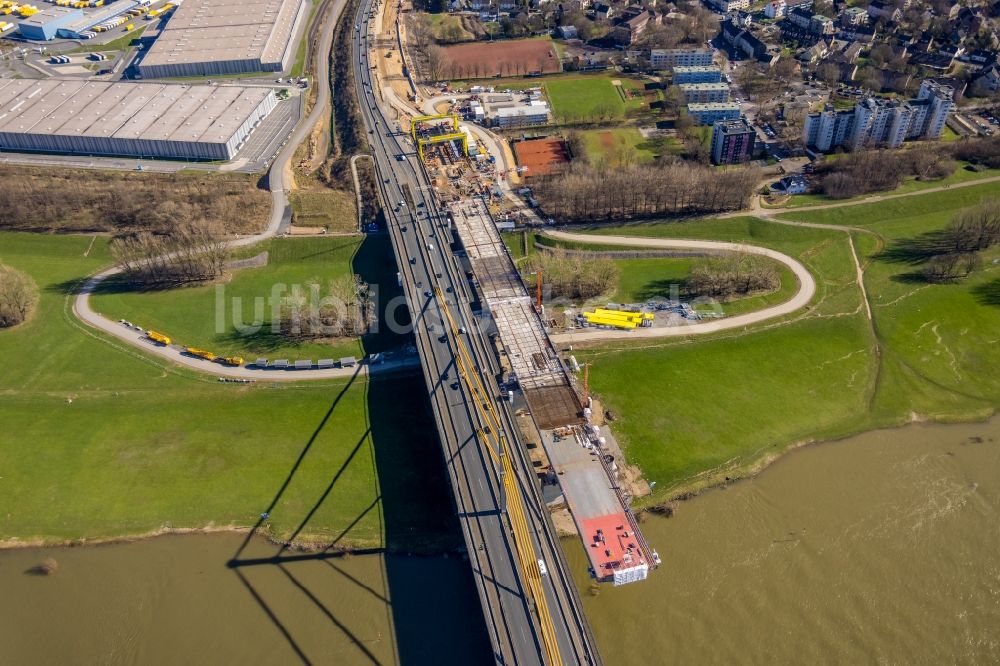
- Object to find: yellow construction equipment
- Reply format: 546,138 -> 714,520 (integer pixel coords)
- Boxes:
146,330 -> 171,345
216,356 -> 245,367
410,113 -> 468,160
185,347 -> 217,362
435,288 -> 563,666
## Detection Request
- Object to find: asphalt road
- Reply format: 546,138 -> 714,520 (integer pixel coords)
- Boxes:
352,3 -> 598,664
542,230 -> 817,345
71,0 -> 348,375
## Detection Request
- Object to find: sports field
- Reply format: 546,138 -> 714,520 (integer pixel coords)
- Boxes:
544,77 -> 625,121
436,38 -> 559,80
512,137 -> 570,177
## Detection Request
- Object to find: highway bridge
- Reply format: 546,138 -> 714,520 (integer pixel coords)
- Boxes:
351,2 -> 601,664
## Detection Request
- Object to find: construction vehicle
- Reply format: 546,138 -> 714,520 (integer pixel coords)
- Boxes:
147,330 -> 171,345
215,356 -> 245,367
185,347 -> 217,362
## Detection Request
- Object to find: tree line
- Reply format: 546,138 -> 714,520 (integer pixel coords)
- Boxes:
279,275 -> 375,339
687,253 -> 779,299
532,163 -> 760,222
525,250 -> 619,302
110,221 -> 231,287
816,147 -> 957,199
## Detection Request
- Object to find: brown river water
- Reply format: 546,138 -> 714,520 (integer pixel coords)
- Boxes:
2,418 -> 998,665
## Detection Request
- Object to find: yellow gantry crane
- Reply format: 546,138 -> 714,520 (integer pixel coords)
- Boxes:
435,287 -> 563,666
410,113 -> 468,161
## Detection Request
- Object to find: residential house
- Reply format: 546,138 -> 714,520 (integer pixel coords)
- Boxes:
867,0 -> 901,22
612,10 -> 654,45
839,6 -> 867,26
764,0 -> 785,19
593,2 -> 613,21
773,175 -> 808,194
972,64 -> 1000,96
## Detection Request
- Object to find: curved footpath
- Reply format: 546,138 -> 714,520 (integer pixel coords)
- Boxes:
543,230 -> 817,344
70,0 -> 403,382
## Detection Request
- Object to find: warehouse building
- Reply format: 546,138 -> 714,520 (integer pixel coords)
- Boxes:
17,6 -> 83,41
56,1 -> 140,39
137,0 -> 307,78
0,79 -> 278,160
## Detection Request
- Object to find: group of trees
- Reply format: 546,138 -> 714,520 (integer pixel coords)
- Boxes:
278,276 -> 375,339
0,167 -> 269,235
883,199 -> 1000,283
532,163 -> 759,221
111,222 -> 230,287
686,253 -> 779,299
634,6 -> 717,51
817,147 -> 957,199
951,135 -> 1000,170
0,264 -> 38,329
524,251 -> 620,302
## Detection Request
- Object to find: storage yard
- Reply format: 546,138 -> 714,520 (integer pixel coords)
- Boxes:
136,0 -> 306,78
0,78 -> 278,160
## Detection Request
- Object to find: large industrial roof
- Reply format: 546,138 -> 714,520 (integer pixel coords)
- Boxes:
0,79 -> 273,144
140,0 -> 302,69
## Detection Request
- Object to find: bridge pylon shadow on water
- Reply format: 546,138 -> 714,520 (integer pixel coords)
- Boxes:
224,234 -> 492,665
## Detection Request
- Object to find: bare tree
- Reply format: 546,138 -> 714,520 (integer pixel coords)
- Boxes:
0,264 -> 38,328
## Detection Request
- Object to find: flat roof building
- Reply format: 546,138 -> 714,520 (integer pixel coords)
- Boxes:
678,82 -> 730,103
711,117 -> 756,165
137,0 -> 307,78
0,79 -> 278,160
686,102 -> 741,125
672,65 -> 722,84
17,6 -> 83,41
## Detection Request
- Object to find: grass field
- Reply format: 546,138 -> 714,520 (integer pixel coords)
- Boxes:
505,230 -> 799,313
0,233 -> 451,551
579,127 -> 678,166
541,75 -> 657,122
770,163 -> 1000,209
571,194 -> 1000,503
91,235 -> 406,364
289,189 -> 358,232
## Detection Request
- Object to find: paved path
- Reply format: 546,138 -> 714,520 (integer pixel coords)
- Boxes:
67,0 -> 417,382
543,230 -> 816,344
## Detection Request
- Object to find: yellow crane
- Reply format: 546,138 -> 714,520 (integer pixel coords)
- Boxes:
409,113 -> 468,160
435,288 -> 563,666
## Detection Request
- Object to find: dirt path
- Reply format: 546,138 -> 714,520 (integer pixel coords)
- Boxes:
543,230 -> 817,344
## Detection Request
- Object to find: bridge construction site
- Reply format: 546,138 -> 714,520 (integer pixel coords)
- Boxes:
419,120 -> 659,585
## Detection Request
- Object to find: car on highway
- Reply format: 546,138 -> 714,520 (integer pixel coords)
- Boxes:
538,559 -> 548,576
427,243 -> 434,250
424,291 -> 433,298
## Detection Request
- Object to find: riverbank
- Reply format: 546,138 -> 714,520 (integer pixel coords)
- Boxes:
0,233 -> 459,553
574,185 -> 1000,505
567,415 -> 1000,665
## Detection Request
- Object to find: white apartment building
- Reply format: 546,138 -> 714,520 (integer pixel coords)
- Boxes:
803,80 -> 953,151
649,48 -> 714,69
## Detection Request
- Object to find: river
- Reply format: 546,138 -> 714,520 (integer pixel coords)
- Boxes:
2,419 -> 998,665
566,417 -> 1000,665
